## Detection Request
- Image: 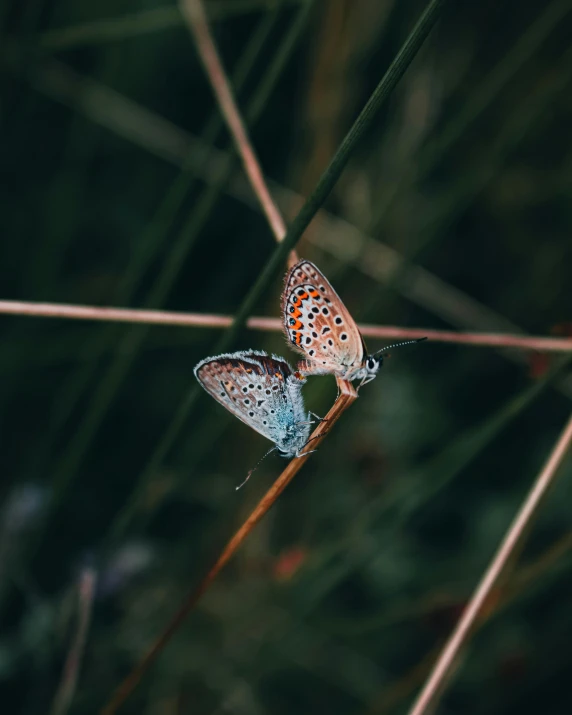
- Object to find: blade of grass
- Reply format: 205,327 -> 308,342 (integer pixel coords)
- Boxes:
41,6 -> 183,49
2,0 -> 313,600
295,355 -> 572,609
371,0 -> 572,229
45,1 -> 313,507
179,0 -> 294,260
26,56 -> 572,395
108,0 -> 450,532
409,45 -> 572,257
50,568 -> 97,715
223,0 -> 449,353
39,0 -> 299,50
100,380 -> 358,715
36,38 -> 572,474
304,208 -> 572,400
406,410 -> 572,715
98,4 -> 450,703
38,3 -> 283,456
363,532 -> 572,714
100,0 -> 321,548
325,531 -> 572,638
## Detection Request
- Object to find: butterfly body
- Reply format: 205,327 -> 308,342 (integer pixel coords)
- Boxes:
282,260 -> 382,386
194,350 -> 311,458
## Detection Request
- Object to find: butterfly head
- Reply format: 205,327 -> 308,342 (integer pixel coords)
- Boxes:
343,354 -> 381,385
366,354 -> 382,375
348,355 -> 381,382
352,338 -> 427,386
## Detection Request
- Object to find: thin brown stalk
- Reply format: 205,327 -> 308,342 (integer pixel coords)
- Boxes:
406,410 -> 572,715
98,6 -> 359,709
366,530 -> 572,714
1,300 -> 572,353
50,568 -> 97,715
29,62 -> 572,395
100,379 -> 358,715
179,0 -> 298,266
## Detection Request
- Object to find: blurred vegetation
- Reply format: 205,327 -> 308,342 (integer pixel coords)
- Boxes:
1,0 -> 572,713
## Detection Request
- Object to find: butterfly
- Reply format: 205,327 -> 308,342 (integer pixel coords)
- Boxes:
282,259 -> 425,387
194,350 -> 313,460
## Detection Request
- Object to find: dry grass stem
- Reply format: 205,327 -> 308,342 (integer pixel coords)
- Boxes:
100,4 -> 361,710
365,528 -> 572,714
1,300 -> 571,352
50,568 -> 97,715
406,410 -> 572,715
100,379 -> 358,714
179,0 -> 298,265
30,61 -> 572,393
4,0 -> 570,712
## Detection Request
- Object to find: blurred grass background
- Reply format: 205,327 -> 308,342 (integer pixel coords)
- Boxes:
1,0 -> 572,713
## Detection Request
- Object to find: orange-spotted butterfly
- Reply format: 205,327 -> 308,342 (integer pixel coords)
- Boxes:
282,260 -> 425,387
194,351 -> 313,459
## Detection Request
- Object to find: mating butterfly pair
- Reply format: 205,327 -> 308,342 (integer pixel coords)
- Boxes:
195,260 -> 424,463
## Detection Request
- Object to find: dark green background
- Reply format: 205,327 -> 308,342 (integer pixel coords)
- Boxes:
1,0 -> 572,713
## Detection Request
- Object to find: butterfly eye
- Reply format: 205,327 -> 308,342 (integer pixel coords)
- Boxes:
367,358 -> 377,371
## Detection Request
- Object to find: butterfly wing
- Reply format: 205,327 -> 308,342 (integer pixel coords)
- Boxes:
281,260 -> 366,376
194,351 -> 307,452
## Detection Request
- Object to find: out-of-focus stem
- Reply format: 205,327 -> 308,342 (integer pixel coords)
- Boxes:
100,379 -> 358,714
406,411 -> 572,715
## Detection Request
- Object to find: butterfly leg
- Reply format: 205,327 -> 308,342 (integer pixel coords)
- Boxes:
297,449 -> 317,457
357,373 -> 376,392
300,431 -> 329,454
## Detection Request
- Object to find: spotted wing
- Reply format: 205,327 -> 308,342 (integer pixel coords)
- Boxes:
194,351 -> 301,447
281,260 -> 366,375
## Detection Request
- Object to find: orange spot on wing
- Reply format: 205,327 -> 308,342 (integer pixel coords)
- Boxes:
292,320 -> 303,330
309,288 -> 319,298
299,291 -> 309,301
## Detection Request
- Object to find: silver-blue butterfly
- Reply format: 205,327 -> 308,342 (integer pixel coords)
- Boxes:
194,350 -> 313,459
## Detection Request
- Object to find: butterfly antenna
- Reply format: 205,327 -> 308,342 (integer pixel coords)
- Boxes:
374,337 -> 427,359
236,446 -> 277,491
